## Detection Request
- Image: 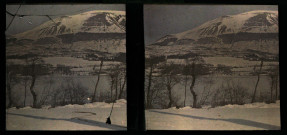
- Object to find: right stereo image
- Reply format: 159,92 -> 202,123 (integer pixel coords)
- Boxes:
144,5 -> 280,130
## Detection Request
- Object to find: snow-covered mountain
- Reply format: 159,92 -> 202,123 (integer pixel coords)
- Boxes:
6,10 -> 126,58
14,10 -> 125,39
147,10 -> 278,58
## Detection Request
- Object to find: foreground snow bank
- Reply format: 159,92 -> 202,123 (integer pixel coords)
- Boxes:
6,99 -> 127,130
167,100 -> 280,111
218,100 -> 280,109
146,100 -> 280,130
57,99 -> 127,109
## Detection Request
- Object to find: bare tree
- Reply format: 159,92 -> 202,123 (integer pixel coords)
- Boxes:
145,76 -> 165,109
230,80 -> 250,105
28,58 -> 41,108
51,77 -> 89,107
211,80 -> 250,107
251,60 -> 263,103
118,67 -> 126,99
110,75 -> 115,102
267,65 -> 279,102
275,73 -> 279,100
186,56 -> 210,108
198,76 -> 214,106
160,63 -> 181,108
25,57 -> 51,108
154,83 -> 170,109
71,80 -> 89,104
92,60 -> 104,102
274,66 -> 279,101
6,63 -> 19,108
145,56 -> 165,109
182,59 -> 190,107
107,64 -> 123,102
38,77 -> 55,106
21,76 -> 30,107
98,90 -> 111,102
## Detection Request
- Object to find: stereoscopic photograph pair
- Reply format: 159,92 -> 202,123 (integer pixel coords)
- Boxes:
5,3 -> 280,131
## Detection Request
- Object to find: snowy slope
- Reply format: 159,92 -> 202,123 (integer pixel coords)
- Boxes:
174,10 -> 278,40
146,100 -> 280,130
6,99 -> 127,130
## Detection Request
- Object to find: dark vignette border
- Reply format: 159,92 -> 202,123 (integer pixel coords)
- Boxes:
2,0 -> 287,135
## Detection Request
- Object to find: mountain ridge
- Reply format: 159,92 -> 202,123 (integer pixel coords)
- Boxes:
12,10 -> 126,40
6,10 -> 126,58
152,10 -> 278,46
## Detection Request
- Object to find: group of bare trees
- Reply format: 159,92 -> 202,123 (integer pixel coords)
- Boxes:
50,78 -> 89,107
6,57 -> 52,108
251,60 -> 280,103
211,80 -> 250,107
6,54 -> 279,109
107,64 -> 126,102
6,63 -> 19,108
267,65 -> 280,102
6,55 -> 127,109
145,55 -> 212,109
91,59 -> 127,103
145,55 -> 280,109
145,56 -> 165,109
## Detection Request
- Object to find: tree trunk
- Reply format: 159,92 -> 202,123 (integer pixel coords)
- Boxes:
146,65 -> 153,109
251,60 -> 263,103
30,74 -> 38,108
92,60 -> 103,102
118,74 -> 126,99
167,85 -> 172,108
115,75 -> 118,100
24,79 -> 27,107
270,77 -> 274,102
62,91 -> 66,105
228,86 -> 233,104
190,75 -> 197,108
110,79 -> 114,102
6,73 -> 13,108
70,89 -> 73,104
275,76 -> 278,100
184,75 -> 187,107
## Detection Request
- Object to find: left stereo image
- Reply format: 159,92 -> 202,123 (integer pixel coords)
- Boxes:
6,4 -> 127,130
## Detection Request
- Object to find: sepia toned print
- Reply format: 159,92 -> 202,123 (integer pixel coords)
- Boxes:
6,4 -> 126,130
144,5 -> 279,130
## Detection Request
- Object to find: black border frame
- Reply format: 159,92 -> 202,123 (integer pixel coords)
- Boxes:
3,0 -> 286,135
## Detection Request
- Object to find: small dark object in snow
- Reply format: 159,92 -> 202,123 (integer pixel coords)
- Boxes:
106,117 -> 111,124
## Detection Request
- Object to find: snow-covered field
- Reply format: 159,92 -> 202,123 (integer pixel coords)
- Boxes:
6,99 -> 127,130
6,95 -> 281,130
146,100 -> 280,130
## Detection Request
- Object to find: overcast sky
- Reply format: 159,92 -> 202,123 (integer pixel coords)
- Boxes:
6,4 -> 125,35
144,5 -> 278,45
